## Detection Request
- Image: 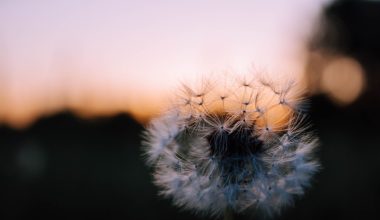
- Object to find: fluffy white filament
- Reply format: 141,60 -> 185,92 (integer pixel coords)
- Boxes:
143,75 -> 319,217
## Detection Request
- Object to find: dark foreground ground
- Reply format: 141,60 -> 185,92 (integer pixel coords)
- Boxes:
1,93 -> 380,220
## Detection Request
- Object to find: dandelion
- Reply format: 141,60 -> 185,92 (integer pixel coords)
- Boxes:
142,74 -> 319,218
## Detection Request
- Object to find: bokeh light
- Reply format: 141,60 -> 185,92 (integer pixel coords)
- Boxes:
304,51 -> 366,106
320,56 -> 365,105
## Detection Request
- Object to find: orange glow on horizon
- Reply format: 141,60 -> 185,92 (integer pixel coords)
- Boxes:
0,0 -> 329,129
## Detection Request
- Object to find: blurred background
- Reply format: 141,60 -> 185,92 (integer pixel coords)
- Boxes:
0,0 -> 379,219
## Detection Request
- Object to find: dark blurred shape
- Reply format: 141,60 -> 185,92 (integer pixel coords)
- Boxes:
0,112 -> 210,220
293,0 -> 380,219
310,0 -> 380,58
307,0 -> 380,106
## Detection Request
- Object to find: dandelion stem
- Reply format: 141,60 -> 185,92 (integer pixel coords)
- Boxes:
224,207 -> 235,220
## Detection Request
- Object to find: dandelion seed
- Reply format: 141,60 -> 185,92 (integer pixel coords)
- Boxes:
142,74 -> 319,218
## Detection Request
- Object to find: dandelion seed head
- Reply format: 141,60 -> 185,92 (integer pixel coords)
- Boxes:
142,74 -> 319,217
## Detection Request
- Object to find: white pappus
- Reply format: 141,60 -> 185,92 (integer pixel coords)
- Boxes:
142,74 -> 320,218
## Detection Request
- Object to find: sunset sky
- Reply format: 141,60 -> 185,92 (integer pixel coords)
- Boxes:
0,0 -> 331,128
